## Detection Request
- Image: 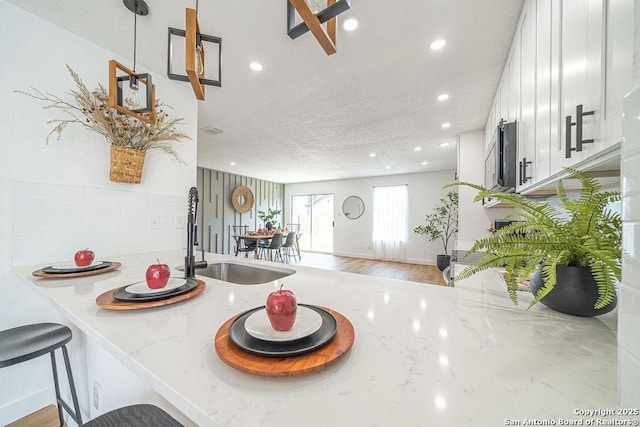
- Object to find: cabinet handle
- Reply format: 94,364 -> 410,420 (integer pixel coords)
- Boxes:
575,104 -> 594,152
521,157 -> 532,184
565,115 -> 576,158
519,160 -> 523,185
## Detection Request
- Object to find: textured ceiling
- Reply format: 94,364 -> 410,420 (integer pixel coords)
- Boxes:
7,0 -> 524,183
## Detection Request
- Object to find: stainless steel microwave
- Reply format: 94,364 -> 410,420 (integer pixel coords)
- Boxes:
484,120 -> 517,192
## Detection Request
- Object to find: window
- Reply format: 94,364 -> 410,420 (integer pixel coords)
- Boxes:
372,185 -> 408,261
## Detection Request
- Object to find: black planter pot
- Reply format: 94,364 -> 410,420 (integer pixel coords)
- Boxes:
436,255 -> 450,271
265,222 -> 273,230
529,265 -> 617,317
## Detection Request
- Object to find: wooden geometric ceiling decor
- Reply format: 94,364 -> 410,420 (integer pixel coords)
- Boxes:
167,6 -> 222,101
287,0 -> 351,55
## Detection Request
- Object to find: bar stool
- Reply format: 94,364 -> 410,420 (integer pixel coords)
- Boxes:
83,404 -> 183,427
0,323 -> 83,426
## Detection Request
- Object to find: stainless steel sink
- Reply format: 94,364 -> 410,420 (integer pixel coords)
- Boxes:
181,261 -> 295,284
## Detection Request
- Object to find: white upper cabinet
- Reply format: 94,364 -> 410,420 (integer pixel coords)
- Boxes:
550,0 -> 605,174
482,0 -> 632,196
517,0 -> 537,191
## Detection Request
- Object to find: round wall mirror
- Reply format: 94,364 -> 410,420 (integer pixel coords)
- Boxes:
342,196 -> 365,219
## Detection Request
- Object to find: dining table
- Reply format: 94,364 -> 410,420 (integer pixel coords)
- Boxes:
233,232 -> 302,260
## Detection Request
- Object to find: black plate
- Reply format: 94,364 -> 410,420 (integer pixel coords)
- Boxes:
229,304 -> 337,357
42,261 -> 112,274
112,278 -> 197,302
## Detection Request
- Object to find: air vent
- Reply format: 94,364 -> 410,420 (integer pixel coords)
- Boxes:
202,126 -> 224,136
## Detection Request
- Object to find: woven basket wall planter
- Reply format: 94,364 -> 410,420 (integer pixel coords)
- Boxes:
109,145 -> 146,184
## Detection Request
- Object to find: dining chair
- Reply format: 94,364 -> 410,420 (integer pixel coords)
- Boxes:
286,223 -> 300,233
259,233 -> 283,262
231,225 -> 256,257
281,231 -> 298,263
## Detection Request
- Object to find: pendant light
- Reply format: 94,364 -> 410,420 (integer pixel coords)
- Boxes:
287,0 -> 351,55
167,0 -> 222,101
108,0 -> 156,124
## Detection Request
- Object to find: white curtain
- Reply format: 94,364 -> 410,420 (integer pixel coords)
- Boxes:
372,185 -> 408,262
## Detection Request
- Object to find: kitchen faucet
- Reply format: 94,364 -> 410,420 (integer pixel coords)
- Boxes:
185,187 -> 207,279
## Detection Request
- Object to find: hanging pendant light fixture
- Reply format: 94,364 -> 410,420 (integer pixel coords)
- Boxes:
167,0 -> 222,101
287,0 -> 351,55
108,0 -> 156,124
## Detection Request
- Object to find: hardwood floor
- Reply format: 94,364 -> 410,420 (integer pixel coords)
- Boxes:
294,252 -> 447,286
6,405 -> 65,427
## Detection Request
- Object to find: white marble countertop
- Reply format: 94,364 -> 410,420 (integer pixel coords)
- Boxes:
15,251 -> 620,426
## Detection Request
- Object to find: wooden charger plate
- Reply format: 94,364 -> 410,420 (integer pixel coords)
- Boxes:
215,306 -> 355,377
33,262 -> 122,278
96,279 -> 205,310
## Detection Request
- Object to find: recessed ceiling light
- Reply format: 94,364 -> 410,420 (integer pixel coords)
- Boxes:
422,161 -> 428,165
414,146 -> 422,151
249,62 -> 263,71
430,39 -> 446,50
230,161 -> 236,166
439,142 -> 451,147
343,18 -> 359,31
441,122 -> 451,128
437,94 -> 449,101
385,165 -> 391,169
369,153 -> 376,157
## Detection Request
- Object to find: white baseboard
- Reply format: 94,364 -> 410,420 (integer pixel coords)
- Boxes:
0,387 -> 52,426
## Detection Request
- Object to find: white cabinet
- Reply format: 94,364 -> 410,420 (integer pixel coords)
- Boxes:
550,0 -> 605,175
482,0 -> 631,196
517,0 -> 537,191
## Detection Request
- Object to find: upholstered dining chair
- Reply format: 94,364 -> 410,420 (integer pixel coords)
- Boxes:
281,231 -> 298,263
231,225 -> 256,257
259,233 -> 283,262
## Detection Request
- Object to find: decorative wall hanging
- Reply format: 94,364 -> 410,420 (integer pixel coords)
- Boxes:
167,1 -> 222,100
108,0 -> 156,124
231,186 -> 255,213
287,0 -> 351,55
17,66 -> 191,184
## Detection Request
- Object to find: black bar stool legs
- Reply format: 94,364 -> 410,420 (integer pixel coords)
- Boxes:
50,345 -> 83,426
0,323 -> 83,427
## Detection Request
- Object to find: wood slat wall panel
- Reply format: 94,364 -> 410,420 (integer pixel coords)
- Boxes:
198,167 -> 284,255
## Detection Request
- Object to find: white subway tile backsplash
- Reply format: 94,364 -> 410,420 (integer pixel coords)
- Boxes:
619,348 -> 640,407
42,200 -> 122,217
11,199 -> 42,216
622,222 -> 640,291
619,285 -> 640,355
621,154 -> 640,200
10,181 -> 186,267
13,181 -> 85,201
12,215 -> 86,233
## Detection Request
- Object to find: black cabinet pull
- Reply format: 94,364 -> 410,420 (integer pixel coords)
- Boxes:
575,104 -> 594,152
520,157 -> 532,185
565,115 -> 576,158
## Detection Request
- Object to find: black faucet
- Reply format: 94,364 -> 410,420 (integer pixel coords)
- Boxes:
185,187 -> 207,279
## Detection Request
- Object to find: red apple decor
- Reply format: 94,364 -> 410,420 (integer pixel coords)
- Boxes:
146,259 -> 171,289
265,284 -> 297,331
74,249 -> 95,267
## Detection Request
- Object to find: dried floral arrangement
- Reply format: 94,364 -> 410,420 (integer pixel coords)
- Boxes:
16,65 -> 190,163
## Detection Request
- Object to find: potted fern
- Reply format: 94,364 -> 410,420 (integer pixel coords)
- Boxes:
448,168 -> 621,316
413,190 -> 459,271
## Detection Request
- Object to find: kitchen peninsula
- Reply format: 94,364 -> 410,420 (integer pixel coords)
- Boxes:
14,250 -> 619,426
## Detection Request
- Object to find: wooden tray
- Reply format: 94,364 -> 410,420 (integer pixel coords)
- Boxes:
33,262 -> 122,278
215,306 -> 354,377
96,279 -> 205,310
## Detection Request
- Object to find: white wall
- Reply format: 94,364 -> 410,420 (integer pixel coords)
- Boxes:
456,131 -> 509,250
284,171 -> 456,265
0,1 -> 198,424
